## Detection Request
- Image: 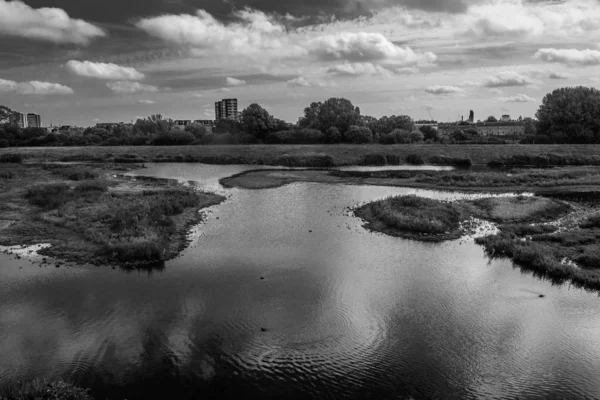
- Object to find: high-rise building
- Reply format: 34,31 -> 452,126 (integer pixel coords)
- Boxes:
214,98 -> 238,121
469,110 -> 474,123
27,113 -> 41,128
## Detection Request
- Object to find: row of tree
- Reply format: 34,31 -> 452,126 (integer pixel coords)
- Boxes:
1,87 -> 599,147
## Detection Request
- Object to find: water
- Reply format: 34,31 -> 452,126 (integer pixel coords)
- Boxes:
1,163 -> 599,399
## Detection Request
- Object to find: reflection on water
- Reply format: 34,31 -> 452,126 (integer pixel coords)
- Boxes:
1,163 -> 600,399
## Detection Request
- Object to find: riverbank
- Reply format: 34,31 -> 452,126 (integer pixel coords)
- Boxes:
219,167 -> 600,195
3,144 -> 600,166
0,380 -> 93,400
0,163 -> 224,268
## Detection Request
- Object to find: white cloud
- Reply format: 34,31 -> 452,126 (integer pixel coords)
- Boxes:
66,60 -> 145,80
490,88 -> 503,95
425,85 -> 463,94
465,0 -> 600,39
287,76 -> 332,87
0,0 -> 105,44
106,81 -> 158,94
192,93 -> 204,98
0,78 -> 18,92
483,71 -> 534,87
136,9 -> 436,66
138,99 -> 155,104
226,77 -> 247,86
326,62 -> 391,76
396,67 -> 419,75
499,94 -> 535,103
534,48 -> 600,66
218,87 -> 231,92
0,78 -> 73,95
309,32 -> 437,65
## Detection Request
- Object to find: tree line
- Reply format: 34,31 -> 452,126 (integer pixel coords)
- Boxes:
1,86 -> 599,147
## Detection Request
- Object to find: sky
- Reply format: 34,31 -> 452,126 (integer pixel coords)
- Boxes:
0,0 -> 599,126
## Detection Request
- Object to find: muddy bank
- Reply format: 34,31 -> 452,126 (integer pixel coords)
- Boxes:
219,167 -> 600,196
0,163 -> 225,268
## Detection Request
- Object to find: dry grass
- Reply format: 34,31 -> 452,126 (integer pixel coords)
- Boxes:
466,196 -> 571,223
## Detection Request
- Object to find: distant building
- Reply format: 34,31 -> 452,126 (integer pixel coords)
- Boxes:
469,110 -> 474,123
501,114 -> 510,122
27,113 -> 41,128
194,119 -> 216,126
96,122 -> 121,130
215,98 -> 238,121
476,122 -> 524,136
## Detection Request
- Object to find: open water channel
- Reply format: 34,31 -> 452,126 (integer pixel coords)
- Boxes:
1,163 -> 599,399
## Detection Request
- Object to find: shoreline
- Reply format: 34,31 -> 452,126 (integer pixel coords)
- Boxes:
0,163 -> 226,268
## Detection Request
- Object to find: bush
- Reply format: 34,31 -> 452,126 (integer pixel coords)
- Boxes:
26,183 -> 71,209
360,153 -> 387,165
406,154 -> 424,165
0,153 -> 23,163
54,167 -> 99,181
152,131 -> 195,145
74,180 -> 108,193
265,129 -> 325,144
429,155 -> 472,167
409,131 -> 424,143
0,139 -> 9,148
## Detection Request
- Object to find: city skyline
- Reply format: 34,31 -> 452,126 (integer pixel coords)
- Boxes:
1,0 -> 599,126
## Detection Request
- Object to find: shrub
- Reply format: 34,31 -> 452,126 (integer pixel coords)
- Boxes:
406,154 -> 424,165
429,155 -> 472,167
0,139 -> 9,148
55,167 -> 99,181
385,155 -> 401,165
26,183 -> 71,209
409,131 -> 424,143
0,153 -> 23,163
360,153 -> 387,165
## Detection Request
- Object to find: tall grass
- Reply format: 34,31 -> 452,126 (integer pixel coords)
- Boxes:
53,167 -> 99,181
26,181 -> 109,210
0,153 -> 23,163
0,379 -> 93,400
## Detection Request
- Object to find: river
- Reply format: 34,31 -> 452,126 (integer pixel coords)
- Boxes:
1,163 -> 599,399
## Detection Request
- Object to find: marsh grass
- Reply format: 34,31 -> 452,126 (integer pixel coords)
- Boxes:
429,155 -> 472,167
0,379 -> 93,400
405,154 -> 424,165
57,189 -> 203,262
270,153 -> 334,167
357,195 -> 462,236
52,166 -> 99,181
26,181 -> 109,210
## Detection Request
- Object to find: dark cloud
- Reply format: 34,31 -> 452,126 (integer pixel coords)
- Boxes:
24,0 -> 470,26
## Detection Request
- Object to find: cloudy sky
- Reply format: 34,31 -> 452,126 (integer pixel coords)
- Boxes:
0,0 -> 599,126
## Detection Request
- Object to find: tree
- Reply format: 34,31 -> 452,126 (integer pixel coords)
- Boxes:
185,123 -> 208,138
372,115 -> 414,135
298,102 -> 322,130
240,103 -> 276,140
523,117 -> 537,136
345,125 -> 373,144
451,129 -> 468,141
134,114 -> 173,135
486,116 -> 498,122
409,130 -> 424,143
419,125 -> 439,142
325,126 -> 342,143
317,98 -> 362,136
536,86 -> 600,143
390,129 -> 411,144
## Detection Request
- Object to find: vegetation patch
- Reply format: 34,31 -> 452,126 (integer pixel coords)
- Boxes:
0,379 -> 93,400
429,155 -> 472,167
355,195 -> 464,241
269,153 -> 334,167
405,154 -> 424,165
465,195 -> 571,223
0,153 -> 23,163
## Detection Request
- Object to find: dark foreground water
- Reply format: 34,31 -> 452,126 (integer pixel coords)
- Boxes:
1,164 -> 600,399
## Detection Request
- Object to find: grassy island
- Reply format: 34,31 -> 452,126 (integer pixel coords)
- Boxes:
0,163 -> 224,267
355,193 -> 600,292
355,195 -> 465,242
